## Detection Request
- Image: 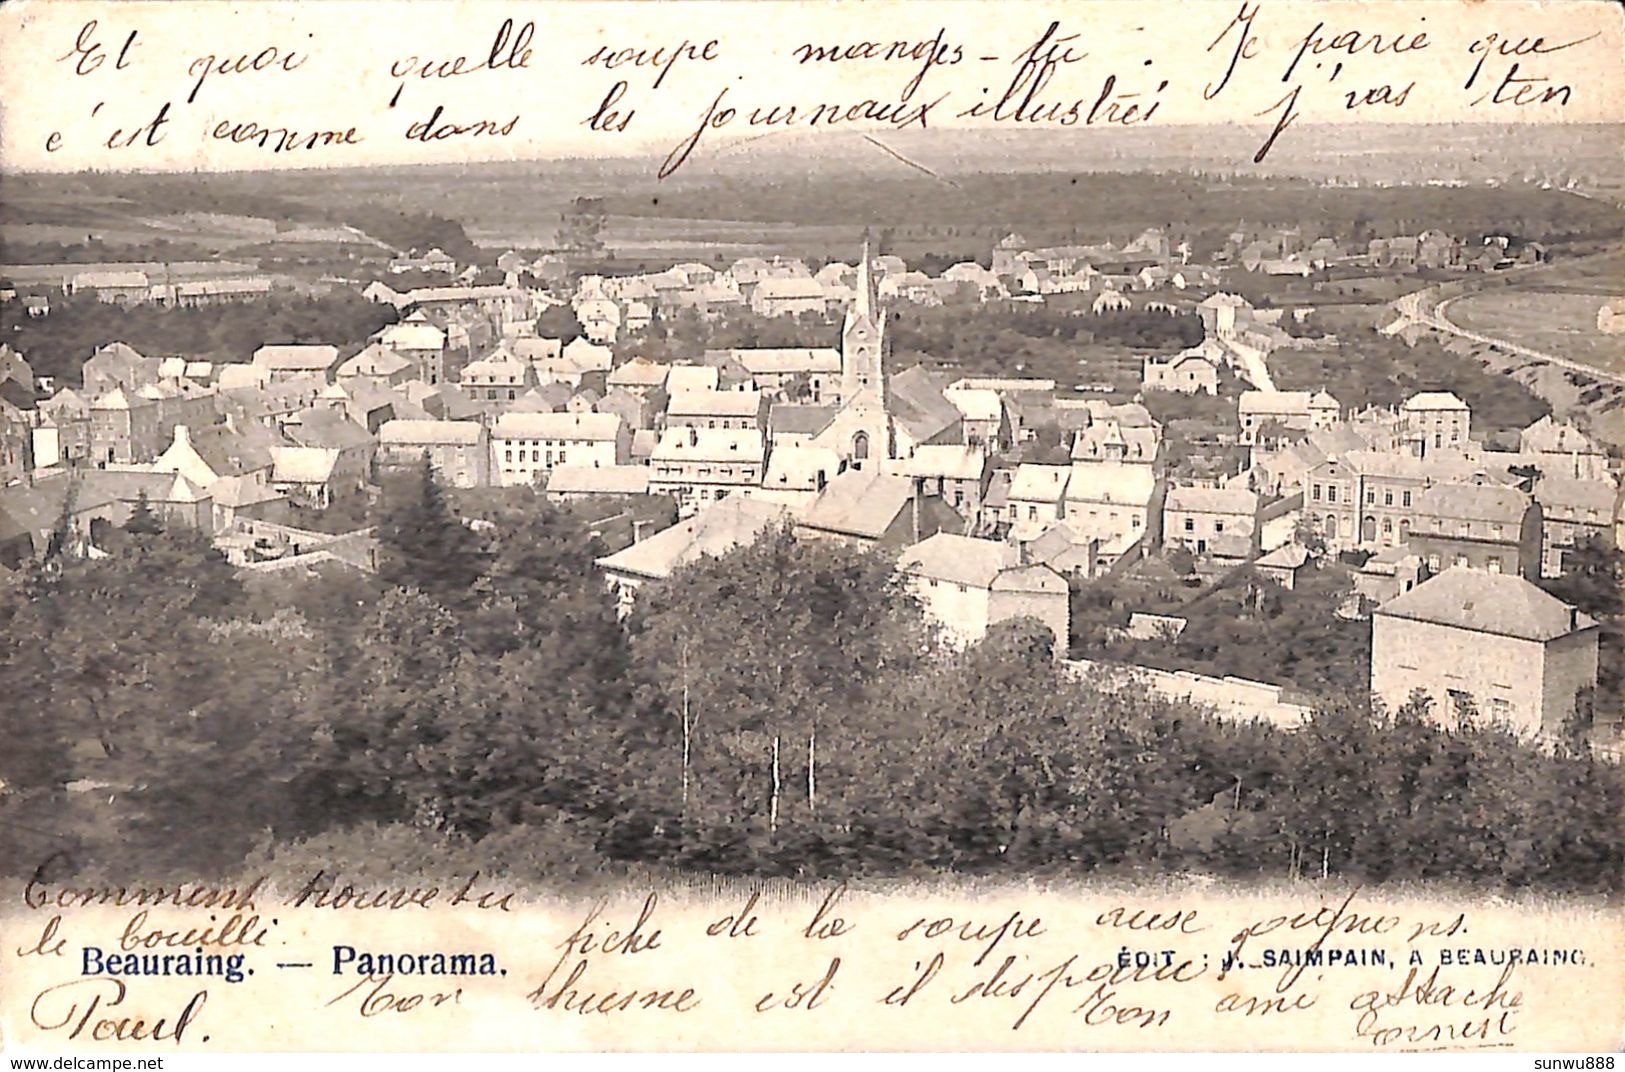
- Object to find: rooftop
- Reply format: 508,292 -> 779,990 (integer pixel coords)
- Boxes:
1376,567 -> 1596,642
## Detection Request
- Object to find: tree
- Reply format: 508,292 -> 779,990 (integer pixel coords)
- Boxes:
375,459 -> 485,606
536,303 -> 585,343
628,525 -> 931,847
124,491 -> 162,535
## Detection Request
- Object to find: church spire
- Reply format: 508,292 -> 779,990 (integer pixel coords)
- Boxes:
855,233 -> 877,322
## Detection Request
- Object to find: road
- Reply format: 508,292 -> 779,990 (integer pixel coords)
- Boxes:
1391,276 -> 1625,388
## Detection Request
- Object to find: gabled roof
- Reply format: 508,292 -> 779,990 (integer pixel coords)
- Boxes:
1403,391 -> 1469,412
339,343 -> 413,378
606,358 -> 670,388
1008,464 -> 1071,503
1520,415 -> 1602,455
1166,485 -> 1258,515
649,426 -> 764,463
492,412 -> 623,442
597,497 -> 789,580
887,365 -> 961,444
898,532 -> 1017,588
763,445 -> 842,490
1413,483 -> 1531,525
1376,567 -> 1595,642
285,408 -> 376,451
253,344 -> 341,371
798,468 -> 916,539
545,465 -> 651,496
271,446 -> 341,484
705,348 -> 842,375
379,419 -> 484,446
665,365 -> 720,393
1064,462 -> 1156,506
769,403 -> 838,437
1256,543 -> 1311,570
667,389 -> 763,419
895,444 -> 988,482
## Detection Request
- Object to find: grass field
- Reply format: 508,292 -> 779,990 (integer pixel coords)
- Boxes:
1447,289 -> 1624,376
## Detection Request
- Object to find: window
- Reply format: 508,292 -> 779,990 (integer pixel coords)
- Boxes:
558,451 -> 567,464
1214,520 -> 1226,533
1327,486 -> 1337,503
1028,505 -> 1038,520
1428,553 -> 1441,571
1312,484 -> 1322,502
505,450 -> 513,462
1384,490 -> 1393,506
1367,489 -> 1376,505
1488,558 -> 1502,574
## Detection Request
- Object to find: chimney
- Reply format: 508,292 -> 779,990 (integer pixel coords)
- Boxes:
174,423 -> 190,448
912,476 -> 923,544
632,519 -> 648,543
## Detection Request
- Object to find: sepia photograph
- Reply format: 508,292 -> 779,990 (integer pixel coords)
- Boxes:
0,0 -> 1621,1056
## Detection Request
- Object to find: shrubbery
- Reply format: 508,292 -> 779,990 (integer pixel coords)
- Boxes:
1,468 -> 1617,892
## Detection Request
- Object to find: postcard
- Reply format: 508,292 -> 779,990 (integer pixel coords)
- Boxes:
0,0 -> 1621,1055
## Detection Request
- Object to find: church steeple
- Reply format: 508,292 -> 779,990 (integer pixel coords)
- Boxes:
841,234 -> 885,404
854,234 -> 878,323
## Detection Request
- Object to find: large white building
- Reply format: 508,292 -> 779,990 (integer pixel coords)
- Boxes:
1371,568 -> 1599,738
490,412 -> 628,487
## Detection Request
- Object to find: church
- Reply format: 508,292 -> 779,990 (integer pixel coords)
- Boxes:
810,239 -> 894,471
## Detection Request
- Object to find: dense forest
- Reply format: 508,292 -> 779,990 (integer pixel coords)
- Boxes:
1,463 -> 1618,893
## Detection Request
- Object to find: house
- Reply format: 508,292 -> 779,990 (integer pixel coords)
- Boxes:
1163,485 -> 1260,563
756,445 -> 844,510
1352,545 -> 1429,606
1533,476 -> 1615,579
532,337 -> 612,388
252,345 -> 343,385
1407,483 -> 1542,579
544,464 -> 652,502
767,403 -> 839,449
270,447 -> 360,508
751,277 -> 827,318
892,444 -> 989,517
1020,521 -> 1102,579
1254,543 -> 1311,589
1063,462 -> 1160,562
705,348 -> 843,402
664,364 -> 720,395
376,321 -> 451,384
596,496 -> 791,614
1516,415 -> 1610,482
491,412 -> 629,487
606,357 -> 671,399
337,344 -> 416,389
795,467 -> 960,549
1402,391 -> 1472,453
377,420 -> 490,488
595,385 -> 665,432
665,389 -> 766,433
69,270 -> 151,306
1143,348 -> 1220,395
88,388 -> 164,467
1304,450 -> 1502,551
943,387 -> 1004,450
897,533 -> 1070,657
1071,417 -> 1160,468
1004,463 -> 1072,537
1238,390 -> 1340,444
459,344 -> 538,403
647,426 -> 766,513
82,342 -> 162,398
885,364 -> 962,456
1371,568 -> 1597,738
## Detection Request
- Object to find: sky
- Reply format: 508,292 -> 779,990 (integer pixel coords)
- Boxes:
0,0 -> 1620,173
